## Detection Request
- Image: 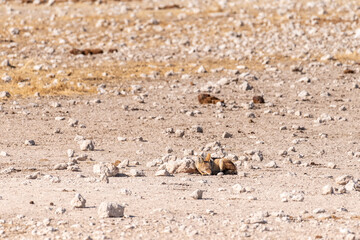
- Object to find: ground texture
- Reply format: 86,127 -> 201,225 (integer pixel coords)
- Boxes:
1,0 -> 360,239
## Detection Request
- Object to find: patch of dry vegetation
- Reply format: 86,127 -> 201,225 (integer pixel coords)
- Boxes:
1,0 -> 359,98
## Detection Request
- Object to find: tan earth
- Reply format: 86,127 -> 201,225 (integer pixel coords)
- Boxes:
1,0 -> 360,239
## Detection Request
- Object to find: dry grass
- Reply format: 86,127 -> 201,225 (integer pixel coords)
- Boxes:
1,0 -> 359,98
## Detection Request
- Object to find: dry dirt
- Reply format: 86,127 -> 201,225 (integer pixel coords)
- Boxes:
1,0 -> 360,239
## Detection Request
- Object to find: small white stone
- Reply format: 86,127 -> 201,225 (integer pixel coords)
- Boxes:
155,169 -> 171,176
9,27 -> 19,35
55,208 -> 66,214
265,161 -> 278,168
54,163 -> 68,170
68,118 -> 79,127
33,64 -> 43,71
175,129 -> 185,137
335,175 -> 353,185
70,193 -> 86,208
79,140 -> 94,151
120,189 -> 132,195
1,59 -> 11,67
191,189 -> 203,199
291,194 -> 304,202
327,162 -> 336,169
0,91 -> 10,98
93,162 -> 119,177
217,77 -> 230,86
197,65 -> 207,73
117,137 -> 127,142
67,149 -> 75,158
98,202 -> 125,218
25,140 -> 35,146
1,74 -> 11,83
246,112 -> 256,118
298,90 -> 310,98
232,184 -> 246,193
322,185 -> 334,195
313,208 -> 325,214
51,102 -> 61,108
345,180 -> 359,192
240,81 -> 252,91
129,169 -> 144,177
0,151 -> 8,157
191,125 -> 203,133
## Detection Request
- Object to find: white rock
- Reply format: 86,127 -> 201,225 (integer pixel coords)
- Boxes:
155,169 -> 171,176
191,125 -> 203,133
98,202 -> 125,218
24,140 -> 35,146
265,161 -> 278,168
55,208 -> 66,214
120,189 -> 132,196
246,112 -> 256,118
240,81 -> 252,91
1,74 -> 11,83
313,208 -> 325,214
68,118 -> 79,127
322,185 -> 334,195
298,90 -> 310,98
48,0 -> 55,6
345,180 -> 359,192
298,77 -> 311,83
291,194 -> 304,202
117,137 -> 127,142
320,54 -> 334,61
217,77 -> 230,86
175,129 -> 185,137
70,193 -> 86,208
33,65 -> 43,71
335,175 -> 353,185
197,65 -> 207,73
327,162 -> 336,169
191,189 -> 203,199
0,91 -> 10,98
232,184 -> 246,193
9,27 -> 19,35
67,149 -> 75,158
93,162 -> 119,177
79,140 -> 94,151
1,59 -> 11,67
0,151 -> 8,157
50,176 -> 61,183
355,28 -> 360,38
175,158 -> 198,174
129,169 -> 144,177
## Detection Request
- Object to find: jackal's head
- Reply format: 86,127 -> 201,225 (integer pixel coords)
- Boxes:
195,153 -> 212,175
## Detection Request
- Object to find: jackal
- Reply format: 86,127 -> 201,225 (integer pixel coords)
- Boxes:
195,153 -> 237,175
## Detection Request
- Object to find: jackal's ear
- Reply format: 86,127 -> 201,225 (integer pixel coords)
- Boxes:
204,153 -> 211,162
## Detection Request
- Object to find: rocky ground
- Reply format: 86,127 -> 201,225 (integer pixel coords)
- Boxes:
1,0 -> 360,239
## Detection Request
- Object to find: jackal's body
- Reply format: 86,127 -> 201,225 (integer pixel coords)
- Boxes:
195,153 -> 237,175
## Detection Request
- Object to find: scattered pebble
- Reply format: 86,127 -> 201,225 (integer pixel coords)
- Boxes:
70,193 -> 86,208
98,202 -> 125,218
191,189 -> 203,199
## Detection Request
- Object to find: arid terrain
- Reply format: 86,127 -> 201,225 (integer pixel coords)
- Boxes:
1,0 -> 360,239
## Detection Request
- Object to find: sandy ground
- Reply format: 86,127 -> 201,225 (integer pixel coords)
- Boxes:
1,0 -> 360,239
